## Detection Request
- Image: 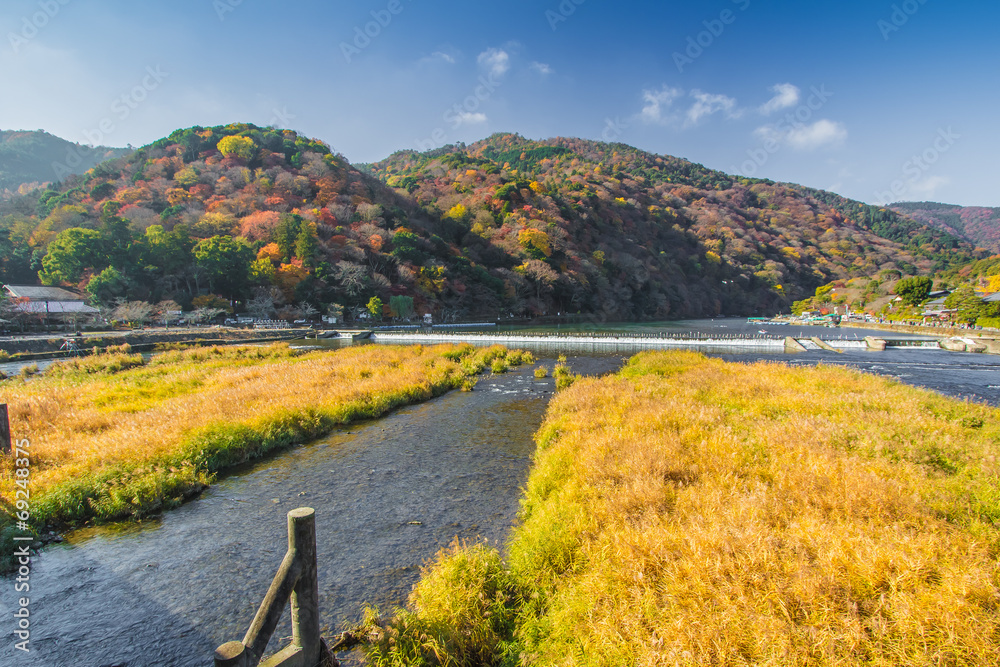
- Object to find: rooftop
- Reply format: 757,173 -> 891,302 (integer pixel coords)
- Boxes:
14,301 -> 99,314
3,285 -> 87,301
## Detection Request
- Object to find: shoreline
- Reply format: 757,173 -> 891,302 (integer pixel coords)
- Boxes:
0,327 -> 307,360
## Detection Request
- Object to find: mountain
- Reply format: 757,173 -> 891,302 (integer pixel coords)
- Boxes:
0,125 -> 984,321
0,130 -> 131,197
891,201 -> 1000,253
364,134 -> 979,317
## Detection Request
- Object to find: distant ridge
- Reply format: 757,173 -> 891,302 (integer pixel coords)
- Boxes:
0,129 -> 131,197
891,201 -> 1000,253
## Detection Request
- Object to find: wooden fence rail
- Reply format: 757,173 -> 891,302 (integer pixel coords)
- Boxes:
0,404 -> 10,453
214,507 -> 336,667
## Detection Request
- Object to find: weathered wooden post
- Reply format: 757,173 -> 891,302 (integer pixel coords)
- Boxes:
0,404 -> 10,454
213,642 -> 248,667
214,507 -> 331,667
289,507 -> 321,667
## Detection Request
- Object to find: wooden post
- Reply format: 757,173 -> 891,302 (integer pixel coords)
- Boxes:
289,507 -> 321,667
215,507 -> 329,667
213,642 -> 249,667
0,404 -> 10,454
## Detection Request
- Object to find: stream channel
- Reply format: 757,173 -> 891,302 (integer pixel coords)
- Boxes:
4,351 -> 621,667
7,319 -> 1000,665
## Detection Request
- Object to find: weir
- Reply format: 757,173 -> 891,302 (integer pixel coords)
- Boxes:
369,331 -> 942,353
372,331 -> 785,350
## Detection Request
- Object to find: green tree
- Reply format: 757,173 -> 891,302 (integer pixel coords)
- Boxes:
389,295 -> 415,320
295,221 -> 319,268
100,201 -> 135,271
390,229 -> 424,264
945,284 -> 985,324
86,266 -> 129,306
143,225 -> 193,276
275,213 -> 303,261
39,228 -> 105,285
894,276 -> 933,306
366,296 -> 384,321
0,227 -> 35,283
192,235 -> 254,300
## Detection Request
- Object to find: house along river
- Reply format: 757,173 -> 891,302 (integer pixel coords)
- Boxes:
6,319 -> 1000,666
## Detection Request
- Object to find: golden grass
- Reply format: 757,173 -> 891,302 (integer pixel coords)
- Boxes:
0,343 -> 528,559
363,542 -> 520,667
366,351 -> 1000,666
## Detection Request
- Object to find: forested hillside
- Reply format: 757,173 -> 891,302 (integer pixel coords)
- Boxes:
0,130 -> 129,198
365,134 -> 978,317
892,201 -> 1000,253
0,125 -> 982,322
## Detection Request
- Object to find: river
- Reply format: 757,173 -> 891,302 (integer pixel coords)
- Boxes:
2,354 -> 619,666
5,320 -> 1000,666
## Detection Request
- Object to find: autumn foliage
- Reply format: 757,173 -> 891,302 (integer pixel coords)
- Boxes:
0,126 -> 981,322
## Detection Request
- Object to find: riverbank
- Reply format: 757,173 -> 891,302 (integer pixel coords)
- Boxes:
828,319 -> 993,339
362,351 -> 1000,665
0,326 -> 306,360
0,342 -> 531,571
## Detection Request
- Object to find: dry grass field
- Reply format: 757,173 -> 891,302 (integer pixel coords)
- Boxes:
0,342 -> 530,568
363,351 -> 1000,666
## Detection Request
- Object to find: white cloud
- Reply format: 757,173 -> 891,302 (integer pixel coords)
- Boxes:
416,51 -> 457,68
686,90 -> 740,125
752,125 -> 782,144
530,61 -> 553,75
477,48 -> 510,78
759,83 -> 800,115
453,111 -> 488,126
786,119 -> 848,149
907,175 -> 950,198
755,118 -> 847,150
639,86 -> 684,125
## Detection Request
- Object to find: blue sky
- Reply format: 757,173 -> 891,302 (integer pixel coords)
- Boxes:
2,0 -> 997,206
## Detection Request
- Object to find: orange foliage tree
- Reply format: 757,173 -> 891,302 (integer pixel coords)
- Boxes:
240,211 -> 282,241
275,261 -> 310,300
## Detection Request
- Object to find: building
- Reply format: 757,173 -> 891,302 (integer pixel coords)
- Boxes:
2,285 -> 100,326
921,295 -> 954,321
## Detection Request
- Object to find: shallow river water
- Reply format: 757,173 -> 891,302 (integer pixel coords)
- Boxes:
2,356 -> 620,667
6,320 -> 1000,665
